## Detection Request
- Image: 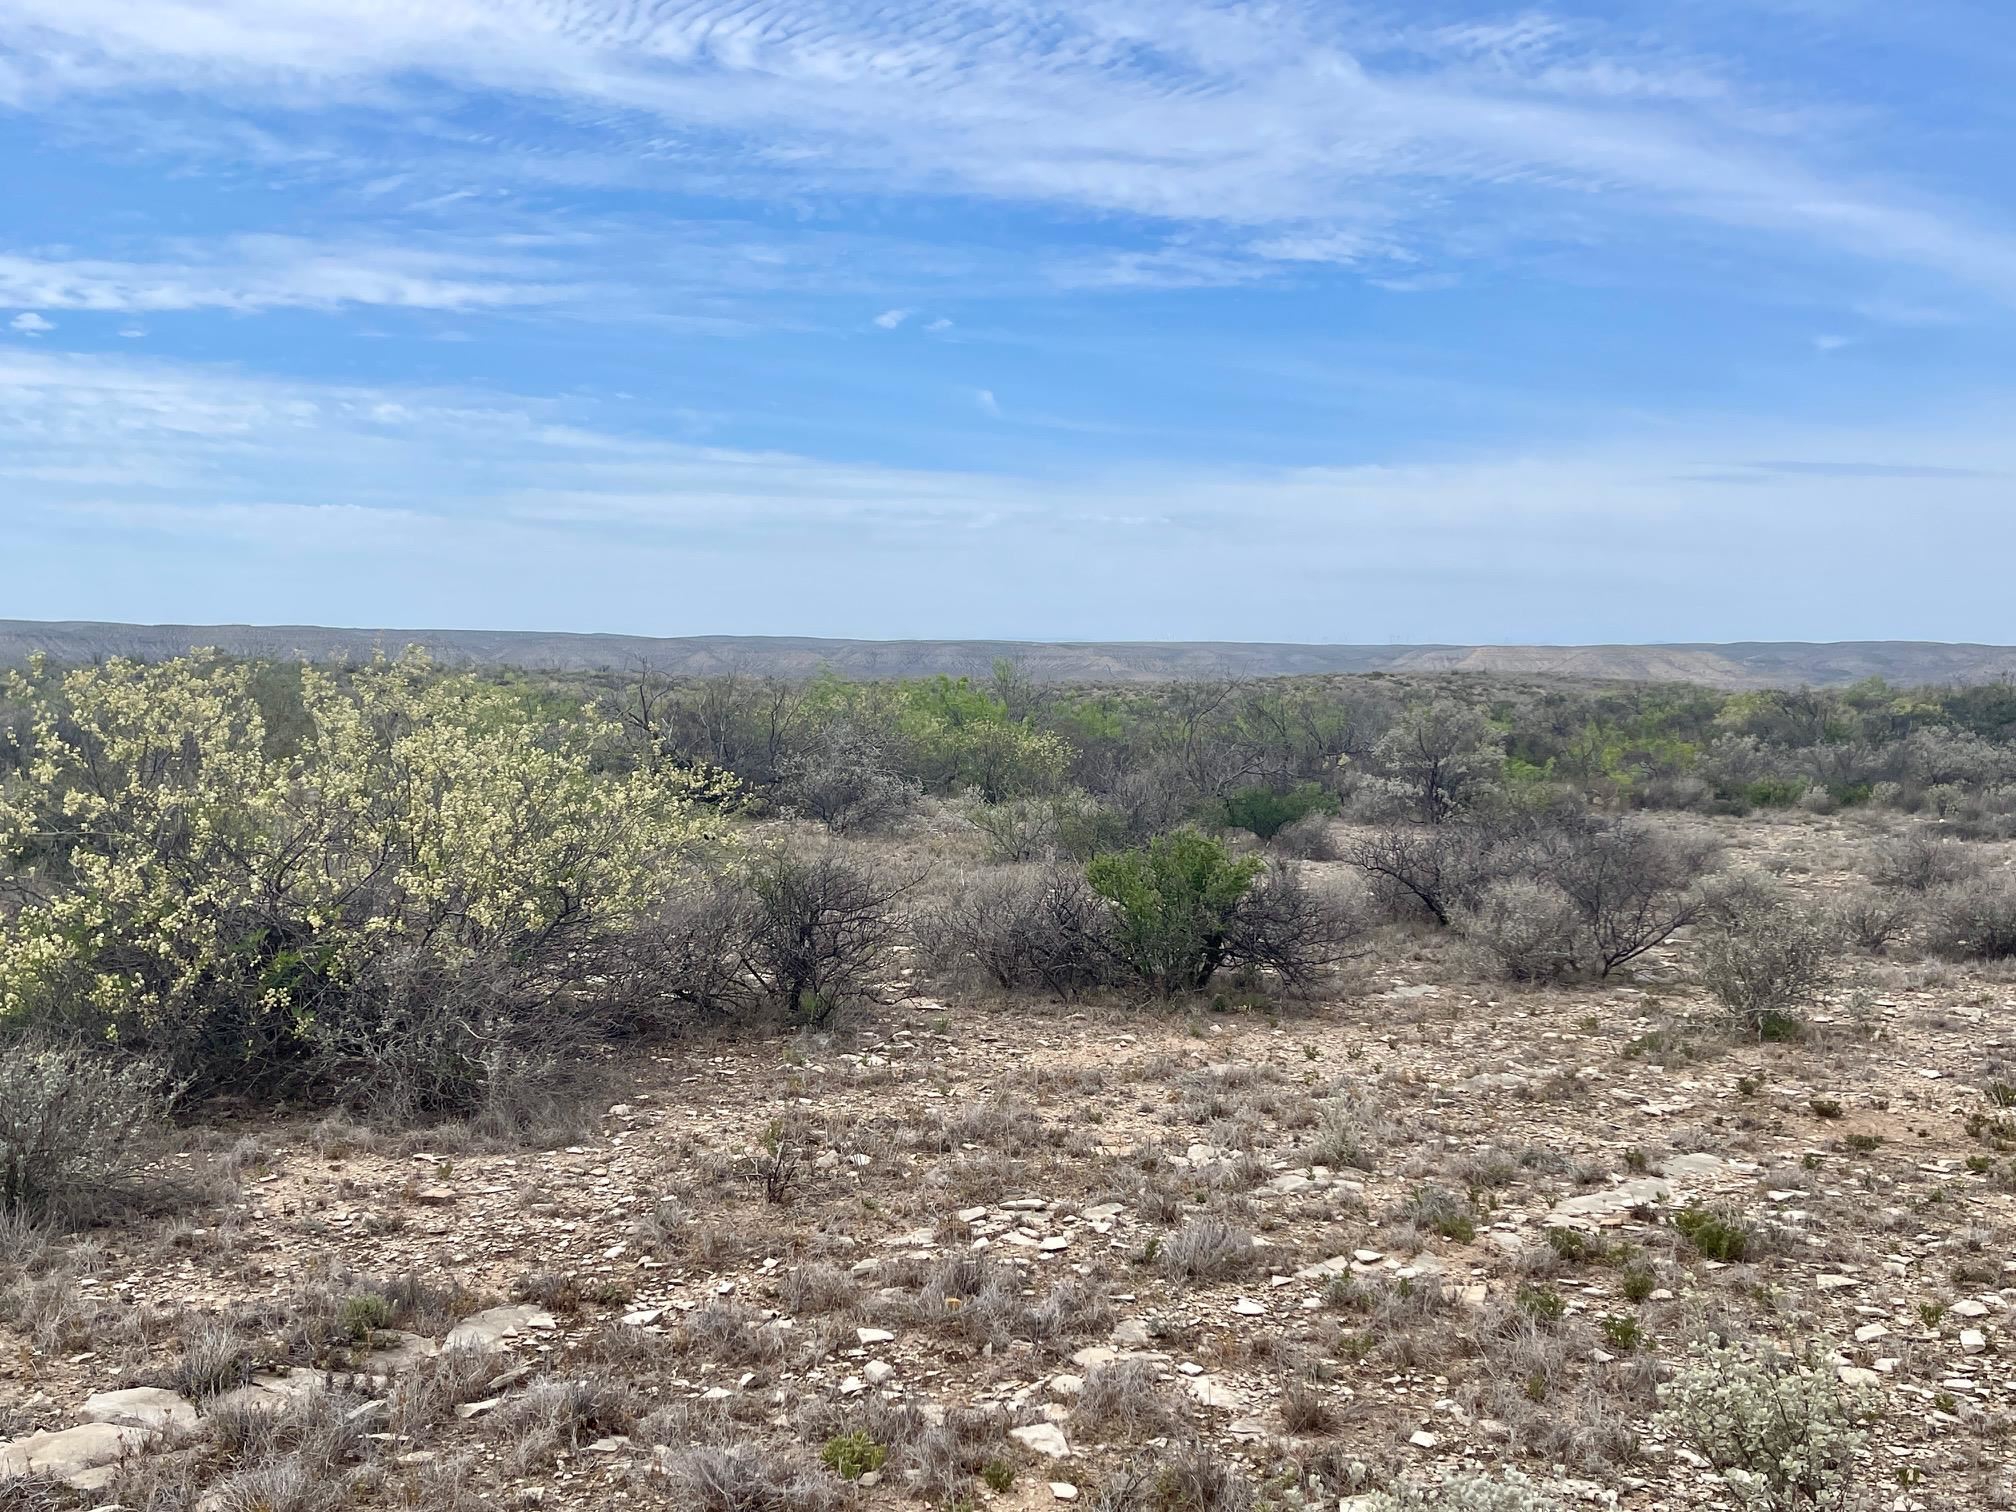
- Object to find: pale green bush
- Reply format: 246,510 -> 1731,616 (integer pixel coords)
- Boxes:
1654,1339 -> 1877,1511
1352,1470 -> 1562,1511
1697,889 -> 1839,1033
0,652 -> 732,1099
1455,877 -> 1585,982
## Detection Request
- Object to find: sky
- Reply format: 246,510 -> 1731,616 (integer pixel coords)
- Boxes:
2,0 -> 2014,645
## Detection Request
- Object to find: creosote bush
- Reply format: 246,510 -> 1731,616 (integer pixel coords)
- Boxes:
1655,1338 -> 1877,1511
1087,832 -> 1358,997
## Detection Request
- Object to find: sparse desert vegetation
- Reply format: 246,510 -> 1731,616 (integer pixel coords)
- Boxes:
3,654 -> 2015,1510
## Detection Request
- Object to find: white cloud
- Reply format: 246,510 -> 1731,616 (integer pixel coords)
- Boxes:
9,311 -> 54,334
925,317 -> 953,332
2,2 -> 2012,302
872,308 -> 910,329
8,349 -> 2016,640
975,388 -> 1001,417
0,236 -> 590,315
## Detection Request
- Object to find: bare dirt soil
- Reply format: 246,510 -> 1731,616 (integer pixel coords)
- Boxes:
4,814 -> 2013,1511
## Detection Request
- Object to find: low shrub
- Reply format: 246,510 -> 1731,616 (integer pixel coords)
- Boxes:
1830,887 -> 1916,956
1868,830 -> 1983,893
1456,877 -> 1585,982
1655,1337 -> 1877,1511
738,850 -> 918,1024
1697,889 -> 1839,1035
0,1038 -> 170,1219
1921,873 -> 2016,960
916,865 -> 1115,999
1352,1471 -> 1564,1511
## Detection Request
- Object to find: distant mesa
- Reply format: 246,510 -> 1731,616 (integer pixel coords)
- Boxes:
2,620 -> 2013,688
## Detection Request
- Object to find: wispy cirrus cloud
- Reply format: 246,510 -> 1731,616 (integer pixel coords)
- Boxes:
0,234 -> 592,314
4,1 -> 2015,302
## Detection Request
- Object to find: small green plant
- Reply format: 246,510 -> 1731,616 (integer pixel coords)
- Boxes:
1736,1075 -> 1760,1097
1622,1148 -> 1649,1174
1672,1205 -> 1753,1263
1404,1185 -> 1477,1243
1841,1133 -> 1883,1154
1599,1313 -> 1643,1352
1808,1097 -> 1843,1120
1917,1300 -> 1945,1327
339,1291 -> 396,1340
1517,1285 -> 1567,1323
819,1432 -> 888,1480
1545,1226 -> 1608,1264
981,1460 -> 1015,1493
1620,1263 -> 1657,1304
1965,1154 -> 1994,1174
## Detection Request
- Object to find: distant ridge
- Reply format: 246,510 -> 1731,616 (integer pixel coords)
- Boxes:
3,621 -> 2014,689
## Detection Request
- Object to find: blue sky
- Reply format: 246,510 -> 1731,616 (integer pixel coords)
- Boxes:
3,0 -> 2014,644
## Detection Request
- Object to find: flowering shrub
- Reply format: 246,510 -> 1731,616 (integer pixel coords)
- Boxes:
0,652 -> 732,1107
1655,1338 -> 1877,1511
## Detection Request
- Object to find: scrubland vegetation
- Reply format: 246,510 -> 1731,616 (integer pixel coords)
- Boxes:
3,652 -> 2014,1509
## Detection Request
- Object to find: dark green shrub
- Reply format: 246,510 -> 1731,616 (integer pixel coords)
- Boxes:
1672,1205 -> 1752,1262
1087,832 -> 1263,997
1220,783 -> 1337,842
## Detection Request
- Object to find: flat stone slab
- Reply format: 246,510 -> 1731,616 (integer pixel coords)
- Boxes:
1547,1176 -> 1670,1225
355,1329 -> 440,1375
443,1305 -> 556,1353
0,1422 -> 153,1484
210,1368 -> 329,1417
82,1388 -> 198,1433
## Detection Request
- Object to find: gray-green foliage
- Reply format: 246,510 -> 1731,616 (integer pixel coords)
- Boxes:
1351,1470 -> 1562,1511
1654,1338 -> 1877,1511
0,1038 -> 170,1218
1697,883 -> 1839,1031
1455,877 -> 1585,982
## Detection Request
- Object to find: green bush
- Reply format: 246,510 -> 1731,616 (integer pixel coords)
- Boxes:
1672,1205 -> 1754,1262
818,1431 -> 887,1480
1219,783 -> 1336,841
1087,831 -> 1263,997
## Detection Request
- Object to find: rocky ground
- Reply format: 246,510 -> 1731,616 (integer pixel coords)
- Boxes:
3,814 -> 2014,1511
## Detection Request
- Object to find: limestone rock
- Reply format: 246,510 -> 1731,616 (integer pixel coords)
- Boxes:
81,1388 -> 198,1434
0,1423 -> 152,1485
444,1306 -> 556,1353
1009,1422 -> 1071,1459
